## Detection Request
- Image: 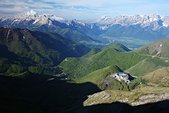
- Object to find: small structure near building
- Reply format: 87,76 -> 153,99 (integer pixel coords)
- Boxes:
110,72 -> 131,84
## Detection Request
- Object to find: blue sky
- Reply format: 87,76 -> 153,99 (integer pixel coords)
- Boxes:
0,0 -> 169,19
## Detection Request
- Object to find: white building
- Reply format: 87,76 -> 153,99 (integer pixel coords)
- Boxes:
111,72 -> 130,84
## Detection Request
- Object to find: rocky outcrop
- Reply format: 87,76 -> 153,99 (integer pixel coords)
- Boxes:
131,93 -> 169,106
84,90 -> 169,107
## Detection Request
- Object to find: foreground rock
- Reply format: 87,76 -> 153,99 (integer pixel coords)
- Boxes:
84,86 -> 169,106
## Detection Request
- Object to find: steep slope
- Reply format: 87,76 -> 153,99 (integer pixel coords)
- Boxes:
127,39 -> 169,76
32,25 -> 99,47
143,67 -> 169,86
0,74 -> 100,113
127,57 -> 169,77
77,65 -> 122,85
126,38 -> 169,77
136,38 -> 169,58
0,27 -> 89,75
60,44 -> 145,79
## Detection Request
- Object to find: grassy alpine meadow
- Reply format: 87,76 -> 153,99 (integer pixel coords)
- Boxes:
60,44 -> 147,80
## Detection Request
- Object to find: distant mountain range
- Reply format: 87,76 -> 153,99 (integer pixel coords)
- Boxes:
0,11 -> 100,47
96,14 -> 169,29
1,11 -> 169,48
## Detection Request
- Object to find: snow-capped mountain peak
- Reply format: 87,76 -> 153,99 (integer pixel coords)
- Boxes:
95,14 -> 169,29
11,10 -> 67,25
49,15 -> 65,23
100,15 -> 110,20
96,15 -> 112,24
1,12 -> 169,33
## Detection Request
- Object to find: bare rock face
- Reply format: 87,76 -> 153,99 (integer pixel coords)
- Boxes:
83,90 -> 131,106
84,91 -> 111,106
131,93 -> 169,106
84,90 -> 169,107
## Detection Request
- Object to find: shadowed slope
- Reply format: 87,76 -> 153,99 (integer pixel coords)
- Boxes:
0,74 -> 100,113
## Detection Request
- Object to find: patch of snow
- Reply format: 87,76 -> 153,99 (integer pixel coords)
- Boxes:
149,18 -> 153,22
100,26 -> 109,30
76,21 -> 86,26
140,15 -> 144,18
33,19 -> 39,24
90,25 -> 93,29
100,15 -> 110,20
47,78 -> 55,81
6,29 -> 11,39
155,44 -> 163,56
163,23 -> 169,27
165,60 -> 169,63
50,16 -> 65,23
156,50 -> 161,56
